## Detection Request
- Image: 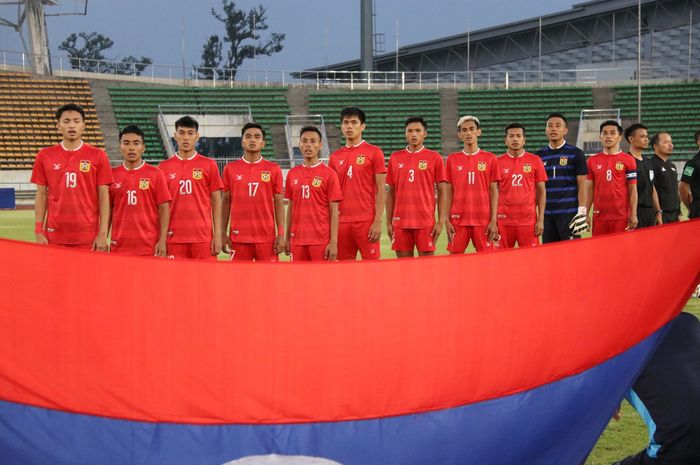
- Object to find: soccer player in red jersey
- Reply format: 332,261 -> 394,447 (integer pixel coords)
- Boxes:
31,103 -> 113,251
585,120 -> 638,235
386,116 -> 447,258
496,123 -> 547,248
220,123 -> 285,261
284,126 -> 342,262
158,116 -> 223,260
444,115 -> 500,253
110,125 -> 171,257
329,107 -> 386,260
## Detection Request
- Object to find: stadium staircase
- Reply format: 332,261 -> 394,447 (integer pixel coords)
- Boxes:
457,87 -> 594,154
613,83 -> 700,159
308,90 -> 443,156
108,86 -> 289,162
0,71 -> 105,169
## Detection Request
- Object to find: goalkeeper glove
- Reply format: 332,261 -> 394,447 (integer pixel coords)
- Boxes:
569,207 -> 588,236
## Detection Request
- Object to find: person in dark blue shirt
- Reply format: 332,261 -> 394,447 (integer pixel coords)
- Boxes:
535,114 -> 588,242
613,312 -> 700,465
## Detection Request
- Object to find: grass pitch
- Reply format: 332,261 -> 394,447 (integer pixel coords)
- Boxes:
1,208 -> 698,464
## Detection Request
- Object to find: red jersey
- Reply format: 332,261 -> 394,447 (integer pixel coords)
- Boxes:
110,162 -> 172,255
497,151 -> 547,226
158,153 -> 223,243
587,151 -> 638,220
285,162 -> 342,245
386,147 -> 446,228
445,149 -> 500,227
30,142 -> 113,245
222,157 -> 283,243
329,140 -> 386,223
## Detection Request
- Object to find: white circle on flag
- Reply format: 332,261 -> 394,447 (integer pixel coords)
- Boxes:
223,455 -> 343,465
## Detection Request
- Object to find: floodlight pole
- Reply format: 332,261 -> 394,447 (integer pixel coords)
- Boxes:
360,0 -> 373,72
25,0 -> 51,74
637,0 -> 642,121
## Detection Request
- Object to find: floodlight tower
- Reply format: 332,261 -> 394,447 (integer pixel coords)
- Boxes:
0,0 -> 57,74
360,0 -> 373,71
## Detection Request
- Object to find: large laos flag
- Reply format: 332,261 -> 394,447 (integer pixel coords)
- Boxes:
1,221 -> 699,465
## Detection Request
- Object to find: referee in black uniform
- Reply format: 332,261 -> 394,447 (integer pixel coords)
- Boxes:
613,312 -> 700,465
625,124 -> 662,228
680,130 -> 700,219
650,132 -> 681,223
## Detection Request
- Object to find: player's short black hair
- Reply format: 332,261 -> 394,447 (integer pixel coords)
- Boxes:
175,116 -> 199,131
505,123 -> 526,136
119,124 -> 145,143
599,120 -> 623,134
624,123 -> 648,143
405,116 -> 427,129
694,129 -> 700,144
546,113 -> 568,126
340,106 -> 366,124
650,132 -> 671,149
242,122 -> 265,138
55,103 -> 85,121
299,125 -> 322,140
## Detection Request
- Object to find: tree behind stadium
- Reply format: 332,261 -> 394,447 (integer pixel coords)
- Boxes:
200,1 -> 285,80
58,32 -> 153,76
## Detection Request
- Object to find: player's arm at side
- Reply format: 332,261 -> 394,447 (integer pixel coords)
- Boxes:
92,185 -> 110,252
627,182 -> 638,229
210,189 -> 223,255
652,185 -> 663,225
680,181 -> 691,211
444,182 -> 455,243
284,200 -> 293,255
576,175 -> 587,211
385,185 -> 395,240
433,182 -> 448,239
155,201 -> 170,257
274,193 -> 285,254
585,179 -> 595,230
535,181 -> 546,236
220,190 -> 232,254
326,201 -> 339,261
34,185 -> 48,244
487,181 -> 499,241
370,173 -> 386,242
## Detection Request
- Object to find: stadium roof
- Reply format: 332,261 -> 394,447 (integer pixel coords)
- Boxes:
306,0 -> 664,72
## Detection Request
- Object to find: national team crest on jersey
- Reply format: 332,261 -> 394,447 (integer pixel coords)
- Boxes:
477,161 -> 487,171
261,171 -> 271,182
79,160 -> 91,173
356,155 -> 366,165
139,179 -> 150,190
312,176 -> 323,187
418,160 -> 428,170
615,162 -> 624,171
559,157 -> 568,166
523,164 -> 532,173
193,169 -> 203,180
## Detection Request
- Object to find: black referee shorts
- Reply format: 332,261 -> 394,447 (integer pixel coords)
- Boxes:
637,206 -> 656,228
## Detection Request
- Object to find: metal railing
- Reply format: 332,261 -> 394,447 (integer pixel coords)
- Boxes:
2,49 -> 700,90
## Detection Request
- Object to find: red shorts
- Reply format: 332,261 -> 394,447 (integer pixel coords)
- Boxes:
337,221 -> 381,260
392,227 -> 435,253
290,244 -> 328,262
230,242 -> 278,262
592,218 -> 628,236
167,242 -> 218,261
447,225 -> 493,253
48,242 -> 92,250
497,224 -> 539,248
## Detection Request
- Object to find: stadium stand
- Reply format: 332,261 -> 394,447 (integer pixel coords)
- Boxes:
0,71 -> 105,169
613,83 -> 700,159
308,90 -> 442,156
457,87 -> 594,154
108,87 -> 289,161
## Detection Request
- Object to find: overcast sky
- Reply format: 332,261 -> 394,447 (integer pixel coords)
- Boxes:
0,0 -> 574,72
